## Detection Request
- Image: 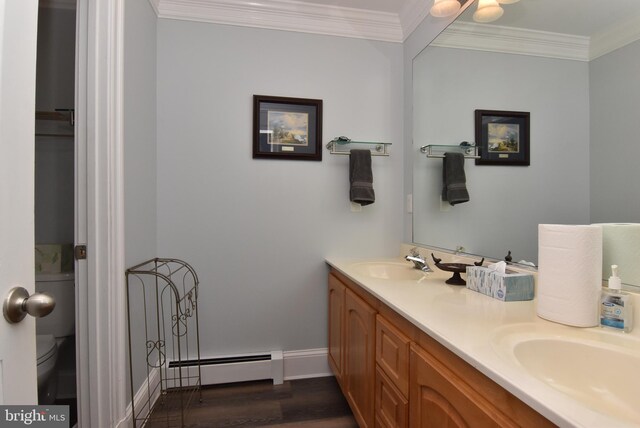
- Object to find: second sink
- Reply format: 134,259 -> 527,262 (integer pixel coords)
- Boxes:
491,323 -> 640,425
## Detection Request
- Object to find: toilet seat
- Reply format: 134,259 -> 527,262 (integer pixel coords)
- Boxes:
36,334 -> 57,365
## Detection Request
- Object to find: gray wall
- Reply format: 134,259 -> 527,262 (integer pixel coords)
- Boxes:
124,0 -> 157,267
590,40 -> 640,223
156,20 -> 404,356
412,47 -> 591,263
123,0 -> 158,395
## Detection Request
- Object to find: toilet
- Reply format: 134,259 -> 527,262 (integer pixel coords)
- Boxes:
35,272 -> 75,404
36,334 -> 58,404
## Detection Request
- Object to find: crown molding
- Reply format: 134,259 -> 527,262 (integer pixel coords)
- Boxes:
590,14 -> 640,60
431,21 -> 590,61
39,0 -> 76,10
157,0 -> 403,43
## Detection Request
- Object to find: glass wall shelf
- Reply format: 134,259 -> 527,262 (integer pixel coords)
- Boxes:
326,137 -> 391,156
420,143 -> 479,159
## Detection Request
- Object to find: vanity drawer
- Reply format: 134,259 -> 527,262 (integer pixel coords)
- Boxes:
376,314 -> 410,397
375,365 -> 408,428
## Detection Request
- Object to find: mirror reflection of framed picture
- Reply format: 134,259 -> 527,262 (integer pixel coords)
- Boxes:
475,109 -> 530,166
253,95 -> 323,161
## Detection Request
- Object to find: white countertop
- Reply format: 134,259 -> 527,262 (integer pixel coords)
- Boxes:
326,252 -> 640,428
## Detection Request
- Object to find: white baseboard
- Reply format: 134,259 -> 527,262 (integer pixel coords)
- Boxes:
199,350 -> 284,386
120,366 -> 161,428
283,348 -> 331,380
197,348 -> 331,384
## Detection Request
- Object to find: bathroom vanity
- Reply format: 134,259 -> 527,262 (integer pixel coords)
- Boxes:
328,267 -> 550,427
326,251 -> 640,428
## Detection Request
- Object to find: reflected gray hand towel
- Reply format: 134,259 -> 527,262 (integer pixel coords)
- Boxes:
442,152 -> 469,205
350,149 -> 375,206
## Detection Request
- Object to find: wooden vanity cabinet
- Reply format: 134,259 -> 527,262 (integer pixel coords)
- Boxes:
328,269 -> 553,428
328,274 -> 345,383
409,343 -> 517,428
344,288 -> 377,427
375,366 -> 408,428
375,314 -> 410,427
376,314 -> 410,397
329,272 -> 377,427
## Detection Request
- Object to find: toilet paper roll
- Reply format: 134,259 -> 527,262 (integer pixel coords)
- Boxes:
594,223 -> 640,287
537,224 -> 602,327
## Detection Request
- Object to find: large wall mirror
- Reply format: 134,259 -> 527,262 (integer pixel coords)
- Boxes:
412,0 -> 640,286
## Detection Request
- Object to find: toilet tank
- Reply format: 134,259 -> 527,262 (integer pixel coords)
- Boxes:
35,272 -> 75,338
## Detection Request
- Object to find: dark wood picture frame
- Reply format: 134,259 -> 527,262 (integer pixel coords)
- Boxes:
475,109 -> 530,166
253,95 -> 323,161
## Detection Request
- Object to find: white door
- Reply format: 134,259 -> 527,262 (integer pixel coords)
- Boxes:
0,0 -> 39,404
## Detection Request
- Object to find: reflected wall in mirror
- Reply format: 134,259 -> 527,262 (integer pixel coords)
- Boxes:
412,0 -> 640,287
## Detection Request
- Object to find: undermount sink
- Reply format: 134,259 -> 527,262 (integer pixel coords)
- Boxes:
350,261 -> 429,281
492,323 -> 640,425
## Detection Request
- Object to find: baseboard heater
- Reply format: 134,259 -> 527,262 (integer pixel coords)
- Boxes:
169,350 -> 284,386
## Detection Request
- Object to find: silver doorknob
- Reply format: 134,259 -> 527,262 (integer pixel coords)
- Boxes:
3,287 -> 55,324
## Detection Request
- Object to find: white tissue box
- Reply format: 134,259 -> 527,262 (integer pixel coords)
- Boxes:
466,266 -> 534,301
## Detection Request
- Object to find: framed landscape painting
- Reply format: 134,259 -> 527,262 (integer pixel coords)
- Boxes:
475,110 -> 530,166
253,95 -> 323,161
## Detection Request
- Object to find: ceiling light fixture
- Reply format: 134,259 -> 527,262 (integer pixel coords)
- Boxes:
473,0 -> 504,23
430,0 -> 461,18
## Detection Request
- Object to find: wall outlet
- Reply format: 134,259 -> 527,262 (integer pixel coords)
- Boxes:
406,194 -> 413,213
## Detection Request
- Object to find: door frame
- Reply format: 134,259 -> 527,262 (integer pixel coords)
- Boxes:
75,0 -> 128,425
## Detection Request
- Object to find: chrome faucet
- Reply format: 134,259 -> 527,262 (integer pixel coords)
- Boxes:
405,248 -> 432,272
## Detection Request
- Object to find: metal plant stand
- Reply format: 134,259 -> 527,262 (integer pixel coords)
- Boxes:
126,258 -> 202,427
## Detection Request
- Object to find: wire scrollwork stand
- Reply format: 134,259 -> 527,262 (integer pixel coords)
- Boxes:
126,258 -> 203,427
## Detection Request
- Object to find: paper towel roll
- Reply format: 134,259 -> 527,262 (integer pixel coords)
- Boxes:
594,223 -> 640,287
537,224 -> 602,327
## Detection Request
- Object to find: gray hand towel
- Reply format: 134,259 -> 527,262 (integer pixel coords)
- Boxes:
350,149 -> 375,206
442,152 -> 469,205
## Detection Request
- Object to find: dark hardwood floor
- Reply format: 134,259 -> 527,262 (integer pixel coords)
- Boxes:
148,376 -> 358,427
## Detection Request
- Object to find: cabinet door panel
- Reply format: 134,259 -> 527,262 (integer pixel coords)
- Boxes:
375,366 -> 408,428
328,274 -> 345,382
376,314 -> 410,397
410,344 -> 517,428
345,288 -> 377,428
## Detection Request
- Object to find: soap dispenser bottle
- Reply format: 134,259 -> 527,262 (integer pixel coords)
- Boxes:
600,265 -> 634,332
